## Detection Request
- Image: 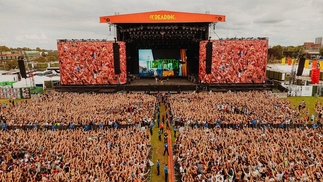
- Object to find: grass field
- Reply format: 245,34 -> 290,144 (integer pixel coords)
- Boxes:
150,103 -> 170,182
0,98 -> 27,105
284,96 -> 323,115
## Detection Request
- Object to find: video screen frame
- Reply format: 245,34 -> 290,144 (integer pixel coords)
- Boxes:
57,41 -> 127,85
138,49 -> 187,77
199,39 -> 268,84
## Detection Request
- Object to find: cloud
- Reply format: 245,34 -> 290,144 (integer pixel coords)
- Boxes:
15,33 -> 48,42
0,0 -> 323,49
0,37 -> 9,44
254,16 -> 286,24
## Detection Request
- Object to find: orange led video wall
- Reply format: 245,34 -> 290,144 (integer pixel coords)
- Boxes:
199,39 -> 268,84
57,41 -> 127,85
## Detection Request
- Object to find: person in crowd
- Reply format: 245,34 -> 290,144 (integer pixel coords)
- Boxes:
157,159 -> 161,176
164,164 -> 169,182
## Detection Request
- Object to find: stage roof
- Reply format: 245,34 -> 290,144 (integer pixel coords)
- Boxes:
100,10 -> 226,24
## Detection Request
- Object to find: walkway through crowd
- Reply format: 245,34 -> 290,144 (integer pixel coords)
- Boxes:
150,94 -> 175,182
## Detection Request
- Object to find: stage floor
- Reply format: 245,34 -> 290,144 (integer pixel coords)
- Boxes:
55,78 -> 273,93
129,78 -> 196,86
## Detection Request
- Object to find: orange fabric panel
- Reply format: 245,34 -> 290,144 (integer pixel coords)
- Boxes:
287,58 -> 292,65
312,60 -> 317,69
100,10 -> 226,23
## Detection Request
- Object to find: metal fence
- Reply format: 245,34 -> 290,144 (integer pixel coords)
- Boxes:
0,124 -> 137,131
174,121 -> 322,129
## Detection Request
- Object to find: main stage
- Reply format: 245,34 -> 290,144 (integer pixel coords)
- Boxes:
55,10 -> 272,94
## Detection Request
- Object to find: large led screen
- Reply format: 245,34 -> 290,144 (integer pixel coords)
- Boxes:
199,39 -> 268,84
57,41 -> 127,85
138,49 -> 187,77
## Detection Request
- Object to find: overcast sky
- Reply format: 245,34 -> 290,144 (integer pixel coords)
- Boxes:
0,0 -> 322,50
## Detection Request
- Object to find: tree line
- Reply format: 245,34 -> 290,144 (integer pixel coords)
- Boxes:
0,46 -> 58,70
268,45 -> 323,63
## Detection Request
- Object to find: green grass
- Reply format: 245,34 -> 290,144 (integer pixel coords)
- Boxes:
284,96 -> 323,115
0,98 -> 27,104
150,103 -> 170,182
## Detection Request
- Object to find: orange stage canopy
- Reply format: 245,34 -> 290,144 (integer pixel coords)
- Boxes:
100,10 -> 226,24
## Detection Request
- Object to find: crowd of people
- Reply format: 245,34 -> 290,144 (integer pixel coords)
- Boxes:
0,127 -> 151,181
174,127 -> 323,181
1,90 -> 323,181
0,92 -> 156,126
170,91 -> 319,125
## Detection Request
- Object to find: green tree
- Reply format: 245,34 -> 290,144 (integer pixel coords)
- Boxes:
22,47 -> 31,51
319,47 -> 323,56
292,46 -> 305,58
0,46 -> 10,52
47,52 -> 58,60
269,45 -> 284,60
33,56 -> 47,63
4,60 -> 19,70
284,46 -> 296,52
47,55 -> 56,62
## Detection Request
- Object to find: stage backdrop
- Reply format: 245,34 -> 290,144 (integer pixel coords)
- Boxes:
57,41 -> 127,85
199,39 -> 268,84
138,49 -> 187,77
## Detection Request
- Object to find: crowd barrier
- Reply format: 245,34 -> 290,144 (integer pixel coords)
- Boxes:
174,121 -> 321,129
2,121 -> 320,131
0,123 -> 140,131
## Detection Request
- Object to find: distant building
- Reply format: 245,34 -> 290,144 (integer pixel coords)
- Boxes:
0,51 -> 23,61
24,51 -> 40,61
303,42 -> 321,50
303,42 -> 321,59
315,37 -> 323,47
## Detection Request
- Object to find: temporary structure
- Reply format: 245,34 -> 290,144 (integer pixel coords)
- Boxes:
13,76 -> 60,88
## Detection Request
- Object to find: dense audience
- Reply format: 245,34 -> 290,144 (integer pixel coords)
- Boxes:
1,92 -> 156,126
174,127 -> 323,181
0,127 -> 151,181
170,91 -> 318,125
1,90 -> 323,182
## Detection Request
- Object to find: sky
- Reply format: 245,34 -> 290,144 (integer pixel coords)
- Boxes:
0,0 -> 323,50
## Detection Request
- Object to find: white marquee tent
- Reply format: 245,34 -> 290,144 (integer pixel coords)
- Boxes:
12,76 -> 60,88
